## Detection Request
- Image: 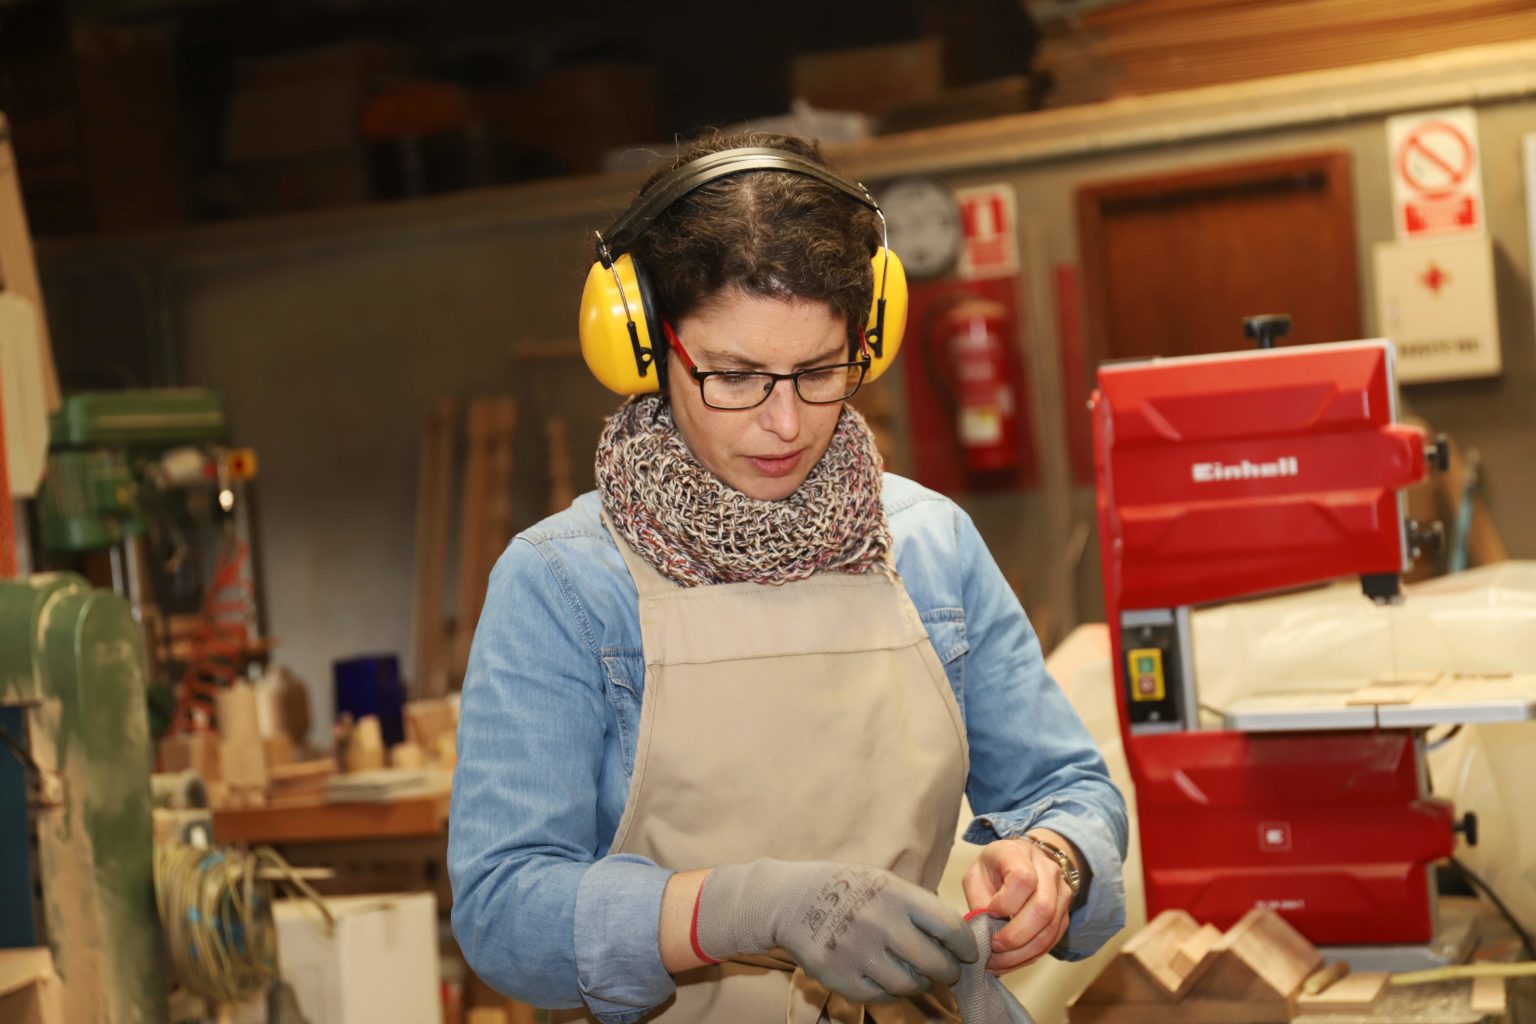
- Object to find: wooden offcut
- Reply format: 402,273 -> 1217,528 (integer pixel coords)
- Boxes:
1295,970 -> 1388,1013
1470,975 -> 1507,1017
1069,908 -> 1321,1024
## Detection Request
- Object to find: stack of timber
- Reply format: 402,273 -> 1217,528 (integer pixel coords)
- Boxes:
1033,0 -> 1536,107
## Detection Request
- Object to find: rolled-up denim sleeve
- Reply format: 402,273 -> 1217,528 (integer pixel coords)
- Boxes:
449,538 -> 676,1021
949,506 -> 1129,960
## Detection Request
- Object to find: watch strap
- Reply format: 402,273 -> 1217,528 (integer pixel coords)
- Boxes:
1021,834 -> 1083,899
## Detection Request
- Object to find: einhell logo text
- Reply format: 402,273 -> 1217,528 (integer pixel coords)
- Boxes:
1191,456 -> 1299,483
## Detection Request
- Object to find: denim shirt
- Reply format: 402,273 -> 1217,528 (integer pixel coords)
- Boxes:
449,474 -> 1128,1023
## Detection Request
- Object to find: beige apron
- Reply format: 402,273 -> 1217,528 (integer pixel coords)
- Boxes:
579,525 -> 971,1024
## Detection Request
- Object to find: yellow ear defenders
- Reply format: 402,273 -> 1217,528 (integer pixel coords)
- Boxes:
579,147 -> 909,396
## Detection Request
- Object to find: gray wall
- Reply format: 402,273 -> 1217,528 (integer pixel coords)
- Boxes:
40,44 -> 1536,739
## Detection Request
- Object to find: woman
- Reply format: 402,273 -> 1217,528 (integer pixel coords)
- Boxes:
449,132 -> 1127,1024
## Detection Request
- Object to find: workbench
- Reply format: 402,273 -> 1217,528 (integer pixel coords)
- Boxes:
211,789 -> 536,1022
211,790 -> 450,845
212,791 -> 452,903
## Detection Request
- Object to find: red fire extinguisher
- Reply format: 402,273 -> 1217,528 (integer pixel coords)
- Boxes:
928,296 -> 1021,476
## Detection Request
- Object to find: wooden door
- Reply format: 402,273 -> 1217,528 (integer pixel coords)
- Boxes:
1076,152 -> 1360,364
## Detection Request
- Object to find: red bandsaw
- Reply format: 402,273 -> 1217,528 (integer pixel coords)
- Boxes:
1091,334 -> 1463,949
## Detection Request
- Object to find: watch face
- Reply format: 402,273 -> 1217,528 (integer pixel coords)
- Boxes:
879,177 -> 963,280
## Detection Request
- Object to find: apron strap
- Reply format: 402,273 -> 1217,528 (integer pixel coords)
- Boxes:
601,513 -> 683,598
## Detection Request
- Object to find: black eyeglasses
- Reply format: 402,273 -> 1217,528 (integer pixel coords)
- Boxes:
662,321 -> 869,411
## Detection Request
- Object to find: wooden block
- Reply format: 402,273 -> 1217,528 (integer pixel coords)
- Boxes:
1209,908 -> 1322,1001
390,741 -> 425,770
404,698 -> 457,757
1077,911 -> 1204,1006
436,733 -> 457,772
266,758 -> 333,804
215,681 -> 261,740
269,758 -> 335,784
158,732 -> 221,781
218,737 -> 268,787
345,715 -> 386,773
214,783 -> 267,810
1071,960 -> 1180,1007
1295,970 -> 1387,1013
465,1011 -> 507,1024
1301,959 -> 1349,995
1122,909 -> 1206,994
263,733 -> 293,769
1172,923 -> 1223,977
1470,975 -> 1507,1017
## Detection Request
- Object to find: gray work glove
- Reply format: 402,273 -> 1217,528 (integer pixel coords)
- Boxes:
954,915 -> 1036,1024
695,859 -> 978,1003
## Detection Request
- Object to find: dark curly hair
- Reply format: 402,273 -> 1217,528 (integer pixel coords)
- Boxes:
620,132 -> 883,350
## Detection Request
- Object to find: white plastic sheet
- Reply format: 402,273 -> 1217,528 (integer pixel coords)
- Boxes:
941,565 -> 1536,1021
1190,561 -> 1536,936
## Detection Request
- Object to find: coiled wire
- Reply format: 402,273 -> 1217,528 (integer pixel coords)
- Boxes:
154,843 -> 333,1005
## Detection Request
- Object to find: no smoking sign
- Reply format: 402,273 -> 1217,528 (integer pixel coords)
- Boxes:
1387,107 -> 1485,242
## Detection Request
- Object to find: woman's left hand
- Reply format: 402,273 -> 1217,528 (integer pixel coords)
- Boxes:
961,834 -> 1074,973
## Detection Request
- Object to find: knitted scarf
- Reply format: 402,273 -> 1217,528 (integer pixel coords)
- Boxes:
595,394 -> 891,587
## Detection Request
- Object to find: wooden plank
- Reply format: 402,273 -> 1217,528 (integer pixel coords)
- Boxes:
411,398 -> 458,698
451,398 -> 517,685
451,400 -> 493,684
545,415 -> 574,515
1038,0 -> 1536,104
1470,975 -> 1507,1017
1295,970 -> 1387,1013
211,791 -> 449,844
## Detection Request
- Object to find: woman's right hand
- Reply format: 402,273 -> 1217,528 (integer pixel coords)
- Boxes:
695,859 -> 979,1003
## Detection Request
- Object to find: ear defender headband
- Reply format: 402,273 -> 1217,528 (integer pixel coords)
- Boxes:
579,147 -> 909,396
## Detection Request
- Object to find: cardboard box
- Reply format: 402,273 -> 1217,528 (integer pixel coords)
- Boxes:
791,38 -> 945,116
225,42 -> 400,164
0,949 -> 64,1024
273,892 -> 442,1024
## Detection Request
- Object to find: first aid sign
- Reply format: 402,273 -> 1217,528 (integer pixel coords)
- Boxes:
1387,107 -> 1485,242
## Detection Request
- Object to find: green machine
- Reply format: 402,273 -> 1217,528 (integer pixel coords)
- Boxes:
1,389 -> 252,1021
36,388 -> 231,578
32,388 -> 263,728
0,573 -> 168,1023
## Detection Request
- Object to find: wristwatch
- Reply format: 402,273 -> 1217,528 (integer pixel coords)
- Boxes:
1021,834 -> 1083,901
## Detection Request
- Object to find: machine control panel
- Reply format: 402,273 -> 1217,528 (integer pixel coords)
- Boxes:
1120,615 -> 1188,730
1127,647 -> 1167,702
